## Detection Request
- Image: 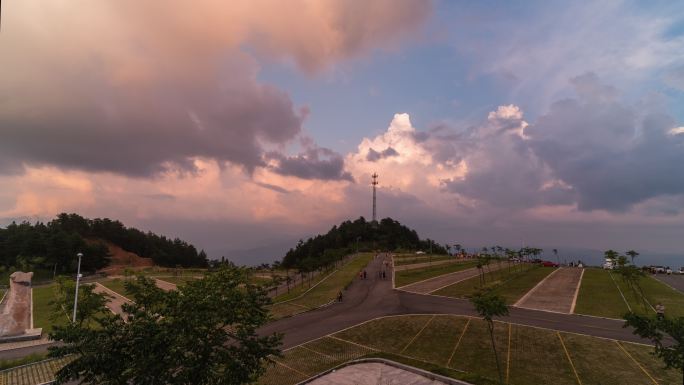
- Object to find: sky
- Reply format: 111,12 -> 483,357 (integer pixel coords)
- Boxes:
1,0 -> 684,264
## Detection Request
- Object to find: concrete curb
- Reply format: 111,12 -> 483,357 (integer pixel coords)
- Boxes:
296,357 -> 474,385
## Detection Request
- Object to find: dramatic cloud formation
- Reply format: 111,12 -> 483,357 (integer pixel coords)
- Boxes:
267,146 -> 353,181
528,73 -> 684,212
0,0 -> 431,177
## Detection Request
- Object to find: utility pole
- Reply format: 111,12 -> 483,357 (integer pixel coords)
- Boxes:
72,252 -> 83,323
371,172 -> 378,224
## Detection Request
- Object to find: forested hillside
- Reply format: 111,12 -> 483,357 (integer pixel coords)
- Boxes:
0,213 -> 208,274
282,217 -> 447,270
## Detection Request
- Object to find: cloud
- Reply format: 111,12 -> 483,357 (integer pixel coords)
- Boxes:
527,74 -> 684,212
664,65 -> 684,90
267,147 -> 353,181
443,105 -> 574,208
0,0 -> 431,178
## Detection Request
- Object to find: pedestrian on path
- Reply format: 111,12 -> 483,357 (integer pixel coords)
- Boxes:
382,271 -> 386,280
337,291 -> 343,302
363,270 -> 367,279
656,302 -> 665,320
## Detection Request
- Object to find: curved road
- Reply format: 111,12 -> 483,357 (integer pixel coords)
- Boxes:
261,254 -> 644,349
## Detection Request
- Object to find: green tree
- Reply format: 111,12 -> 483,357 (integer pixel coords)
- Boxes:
604,249 -> 619,261
50,276 -> 110,327
626,250 -> 640,265
49,267 -> 281,384
471,290 -> 510,384
624,313 -> 684,384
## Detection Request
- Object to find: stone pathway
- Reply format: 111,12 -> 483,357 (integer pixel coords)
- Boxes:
515,268 -> 584,313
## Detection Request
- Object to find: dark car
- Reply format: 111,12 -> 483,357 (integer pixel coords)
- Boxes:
541,261 -> 559,267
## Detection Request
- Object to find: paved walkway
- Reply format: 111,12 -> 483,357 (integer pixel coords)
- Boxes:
515,267 -> 583,313
92,283 -> 131,317
154,278 -> 177,291
397,263 -> 504,294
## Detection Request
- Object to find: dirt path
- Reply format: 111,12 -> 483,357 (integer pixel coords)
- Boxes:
92,283 -> 132,317
397,263 -> 506,294
154,278 -> 177,291
515,267 -> 584,313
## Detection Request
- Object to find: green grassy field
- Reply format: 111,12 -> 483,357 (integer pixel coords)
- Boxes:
394,260 -> 479,287
269,253 -> 373,319
259,314 -> 682,385
575,268 -> 684,319
100,278 -> 133,297
32,284 -> 69,334
433,265 -> 553,304
393,255 -> 455,266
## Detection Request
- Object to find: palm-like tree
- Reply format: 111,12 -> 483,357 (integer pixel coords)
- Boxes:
626,250 -> 639,265
471,290 -> 509,384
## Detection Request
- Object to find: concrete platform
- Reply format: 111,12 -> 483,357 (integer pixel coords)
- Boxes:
515,267 -> 584,313
305,360 -> 471,385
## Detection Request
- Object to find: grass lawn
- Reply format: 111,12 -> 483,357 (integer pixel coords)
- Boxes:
32,284 -> 69,334
259,315 -> 681,385
508,325 -> 576,384
561,332 -> 664,385
269,253 -> 373,319
636,275 -> 684,318
394,255 -> 455,266
574,268 -> 630,318
575,268 -> 684,319
433,265 -> 552,304
395,260 -> 479,287
100,278 -> 133,298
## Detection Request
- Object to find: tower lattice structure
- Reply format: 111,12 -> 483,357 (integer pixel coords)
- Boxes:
371,173 -> 378,223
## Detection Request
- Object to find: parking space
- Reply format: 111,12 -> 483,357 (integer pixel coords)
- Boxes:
515,268 -> 584,314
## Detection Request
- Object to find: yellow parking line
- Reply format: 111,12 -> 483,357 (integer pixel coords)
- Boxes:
616,341 -> 658,385
273,359 -> 309,378
400,315 -> 435,354
506,323 -> 512,384
557,332 -> 582,385
447,318 -> 470,367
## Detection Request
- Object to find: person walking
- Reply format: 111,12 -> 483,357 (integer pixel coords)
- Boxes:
363,270 -> 367,279
656,302 -> 665,320
337,291 -> 343,302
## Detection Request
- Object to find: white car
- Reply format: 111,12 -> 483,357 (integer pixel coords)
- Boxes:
666,268 -> 673,275
676,268 -> 684,274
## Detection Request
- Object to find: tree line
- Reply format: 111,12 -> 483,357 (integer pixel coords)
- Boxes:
0,213 -> 208,275
281,217 -> 447,270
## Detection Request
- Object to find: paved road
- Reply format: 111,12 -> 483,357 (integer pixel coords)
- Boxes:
397,263 -> 504,294
652,274 -> 684,293
515,267 -> 583,313
154,278 -> 177,291
93,283 -> 131,317
261,256 -> 645,349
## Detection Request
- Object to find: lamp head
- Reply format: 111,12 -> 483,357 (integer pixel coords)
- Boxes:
77,253 -> 83,258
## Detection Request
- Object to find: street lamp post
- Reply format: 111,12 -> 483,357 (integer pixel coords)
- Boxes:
72,252 -> 83,323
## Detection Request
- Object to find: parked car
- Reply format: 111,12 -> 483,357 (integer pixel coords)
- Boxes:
541,261 -> 559,267
666,267 -> 673,275
603,260 -> 616,270
650,266 -> 666,274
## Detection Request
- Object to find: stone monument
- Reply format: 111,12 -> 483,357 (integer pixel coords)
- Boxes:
0,271 -> 42,342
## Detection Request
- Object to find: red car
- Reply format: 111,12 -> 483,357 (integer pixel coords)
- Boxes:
541,261 -> 559,267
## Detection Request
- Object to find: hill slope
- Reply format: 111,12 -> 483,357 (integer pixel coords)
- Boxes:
282,217 -> 447,270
